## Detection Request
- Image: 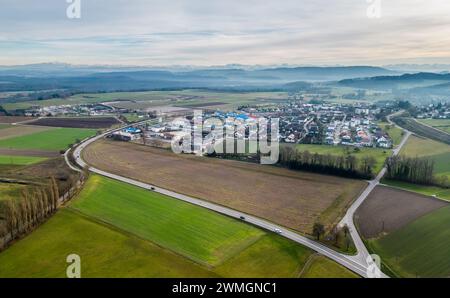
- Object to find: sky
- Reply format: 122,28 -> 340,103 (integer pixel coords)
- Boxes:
0,0 -> 450,66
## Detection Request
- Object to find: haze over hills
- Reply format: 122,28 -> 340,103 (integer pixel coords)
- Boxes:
0,64 -> 400,92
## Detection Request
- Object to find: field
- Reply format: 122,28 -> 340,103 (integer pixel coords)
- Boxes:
83,140 -> 366,234
355,186 -> 448,239
369,206 -> 450,277
382,179 -> 450,201
378,122 -> 404,146
0,125 -> 51,140
0,155 -> 46,165
70,175 -> 264,266
294,144 -> 390,174
394,117 -> 450,145
401,135 -> 450,177
0,127 -> 96,151
0,116 -> 32,124
0,175 -> 356,278
300,255 -> 359,278
0,209 -> 215,278
27,117 -> 120,129
2,90 -> 289,111
418,119 -> 450,134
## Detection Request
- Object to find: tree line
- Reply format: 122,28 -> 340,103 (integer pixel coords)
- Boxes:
0,178 -> 60,242
385,155 -> 436,185
279,146 -> 377,179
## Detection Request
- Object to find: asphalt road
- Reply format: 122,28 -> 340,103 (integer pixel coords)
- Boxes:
68,116 -> 410,278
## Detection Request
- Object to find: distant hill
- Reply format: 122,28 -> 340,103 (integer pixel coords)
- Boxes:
0,65 -> 400,93
338,72 -> 450,91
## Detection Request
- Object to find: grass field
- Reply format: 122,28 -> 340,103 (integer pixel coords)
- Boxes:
300,255 -> 359,278
0,175 -> 356,277
0,128 -> 96,151
378,122 -> 404,146
70,175 -> 265,266
382,179 -> 450,201
418,119 -> 450,134
401,135 -> 450,177
0,125 -> 51,140
369,206 -> 450,277
0,155 -> 47,165
84,140 -> 366,234
295,143 -> 390,174
0,209 -> 215,278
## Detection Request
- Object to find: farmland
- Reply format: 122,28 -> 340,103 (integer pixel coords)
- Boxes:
83,139 -> 366,234
418,119 -> 450,134
393,117 -> 450,145
0,125 -> 51,140
294,144 -> 390,174
70,175 -> 265,266
0,127 -> 96,151
0,175 -> 355,278
382,179 -> 450,201
355,186 -> 448,239
2,90 -> 289,112
27,117 -> 120,129
401,135 -> 450,178
0,155 -> 46,165
368,206 -> 450,277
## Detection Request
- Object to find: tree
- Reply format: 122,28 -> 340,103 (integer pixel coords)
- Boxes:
342,224 -> 350,238
312,222 -> 325,241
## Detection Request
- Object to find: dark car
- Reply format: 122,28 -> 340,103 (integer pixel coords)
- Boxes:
239,216 -> 246,220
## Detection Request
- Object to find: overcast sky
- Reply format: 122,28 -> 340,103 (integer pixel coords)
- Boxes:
1,0 -> 450,66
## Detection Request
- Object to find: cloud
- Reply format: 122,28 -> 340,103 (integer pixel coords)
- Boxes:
0,0 -> 449,65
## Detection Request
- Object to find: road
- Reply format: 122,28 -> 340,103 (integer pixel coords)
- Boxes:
338,111 -> 411,275
68,114 -> 410,278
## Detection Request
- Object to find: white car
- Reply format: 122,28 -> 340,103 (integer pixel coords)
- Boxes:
274,228 -> 282,234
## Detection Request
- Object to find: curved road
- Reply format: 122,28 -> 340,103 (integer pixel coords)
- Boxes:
68,114 -> 410,278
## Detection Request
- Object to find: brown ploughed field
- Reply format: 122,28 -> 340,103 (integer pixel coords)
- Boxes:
83,139 -> 366,234
355,185 -> 448,239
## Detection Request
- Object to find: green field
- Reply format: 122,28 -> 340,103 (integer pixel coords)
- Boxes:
0,128 -> 96,151
295,144 -> 390,174
70,175 -> 265,265
378,122 -> 404,146
0,155 -> 47,165
401,135 -> 450,177
300,255 -> 359,278
418,119 -> 450,134
382,179 -> 450,202
369,206 -> 450,277
0,174 -> 358,277
0,209 -> 215,278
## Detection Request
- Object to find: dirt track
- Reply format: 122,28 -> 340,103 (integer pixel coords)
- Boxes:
83,139 -> 366,234
27,117 -> 120,129
355,185 -> 448,239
